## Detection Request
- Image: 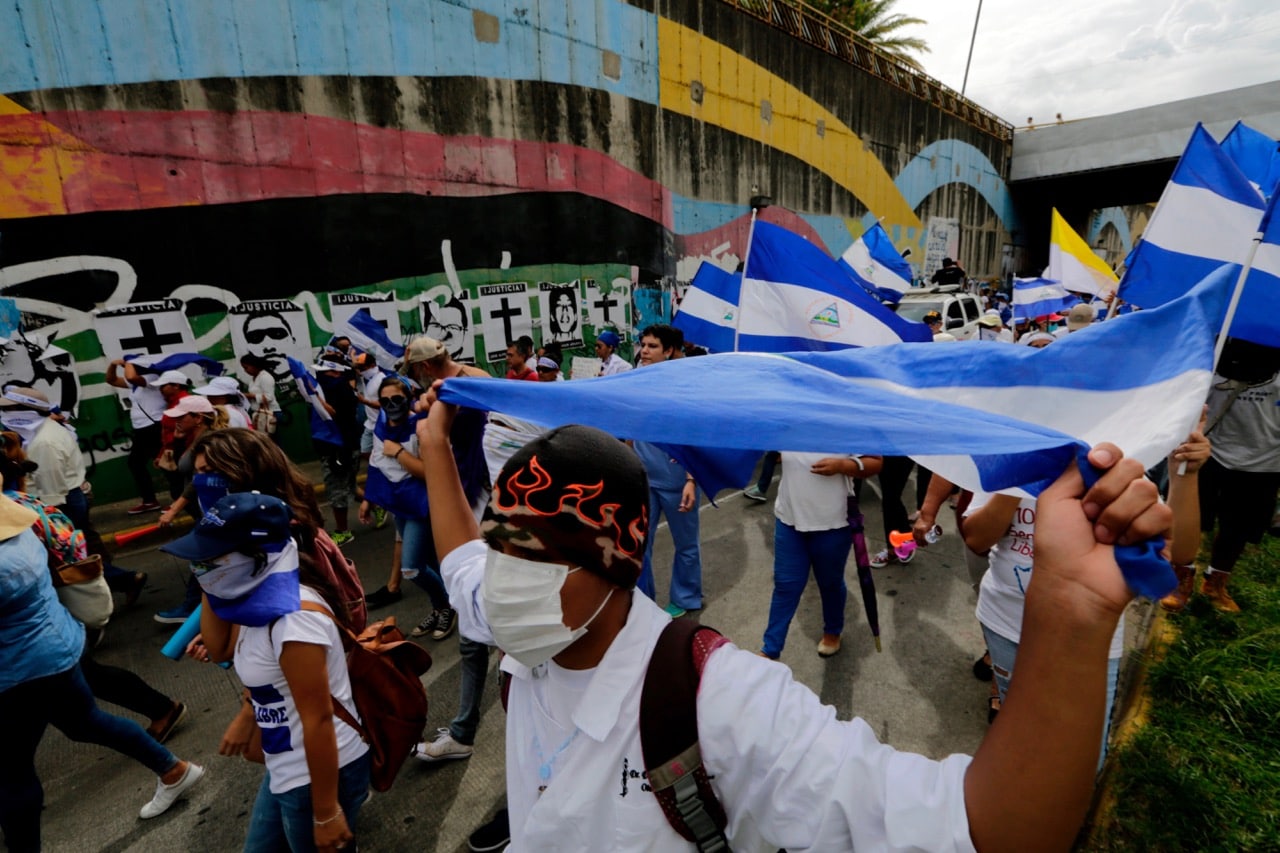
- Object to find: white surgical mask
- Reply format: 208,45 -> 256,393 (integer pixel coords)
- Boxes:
482,549 -> 613,669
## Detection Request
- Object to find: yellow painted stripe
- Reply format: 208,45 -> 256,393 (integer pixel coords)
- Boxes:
658,18 -> 921,233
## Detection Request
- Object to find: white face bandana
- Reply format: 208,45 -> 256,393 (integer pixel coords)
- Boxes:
0,410 -> 45,446
481,549 -> 613,669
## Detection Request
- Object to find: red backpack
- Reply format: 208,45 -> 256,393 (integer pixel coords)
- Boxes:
311,529 -> 367,632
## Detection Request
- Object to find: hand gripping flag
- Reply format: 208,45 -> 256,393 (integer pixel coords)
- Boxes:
1045,209 -> 1119,298
839,222 -> 914,303
737,221 -> 931,351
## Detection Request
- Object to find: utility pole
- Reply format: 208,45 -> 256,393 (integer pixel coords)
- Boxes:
961,0 -> 983,98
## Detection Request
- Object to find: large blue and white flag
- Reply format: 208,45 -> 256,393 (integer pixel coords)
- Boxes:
839,222 -> 914,303
1119,124 -> 1269,343
287,356 -> 332,422
344,307 -> 406,371
125,351 -> 224,376
440,265 -> 1230,496
439,267 -> 1233,597
1221,121 -> 1280,202
1012,277 -> 1078,319
738,221 -> 931,350
671,262 -> 741,353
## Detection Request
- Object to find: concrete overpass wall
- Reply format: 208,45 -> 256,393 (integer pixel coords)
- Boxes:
0,0 -> 1014,499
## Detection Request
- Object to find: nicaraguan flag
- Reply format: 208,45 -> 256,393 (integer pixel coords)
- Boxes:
839,222 -> 914,303
1227,189 -> 1280,346
196,539 -> 302,627
1012,277 -> 1078,319
126,351 -> 224,376
738,222 -> 931,350
344,308 -> 405,371
671,262 -> 741,353
1119,124 -> 1267,340
287,356 -> 333,422
1221,121 -> 1280,202
1045,209 -> 1118,298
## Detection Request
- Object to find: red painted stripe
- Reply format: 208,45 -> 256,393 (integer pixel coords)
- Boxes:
3,109 -> 674,228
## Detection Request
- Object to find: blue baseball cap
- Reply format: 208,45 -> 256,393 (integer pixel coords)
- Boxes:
597,330 -> 620,348
160,492 -> 293,561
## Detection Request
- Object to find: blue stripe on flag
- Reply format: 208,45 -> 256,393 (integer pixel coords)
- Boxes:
672,262 -> 741,353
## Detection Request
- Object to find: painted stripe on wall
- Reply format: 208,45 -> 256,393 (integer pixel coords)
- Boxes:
656,17 -> 922,235
0,0 -> 659,103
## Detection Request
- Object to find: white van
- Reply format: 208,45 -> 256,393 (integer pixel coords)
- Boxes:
896,286 -> 983,340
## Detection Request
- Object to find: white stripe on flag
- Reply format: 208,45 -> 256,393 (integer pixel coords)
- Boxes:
738,278 -> 906,348
1013,282 -> 1069,305
1147,181 -> 1264,262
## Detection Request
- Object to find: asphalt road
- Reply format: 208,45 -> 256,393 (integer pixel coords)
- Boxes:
33,475 -> 1150,852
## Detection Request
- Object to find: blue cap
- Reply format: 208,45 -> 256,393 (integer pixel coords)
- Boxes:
160,492 -> 293,561
597,330 -> 620,348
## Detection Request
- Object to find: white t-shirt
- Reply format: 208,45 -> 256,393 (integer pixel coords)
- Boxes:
128,383 -> 167,429
369,426 -> 418,483
599,353 -> 632,377
774,452 -> 854,532
234,587 -> 367,794
968,492 -> 1124,658
358,367 -> 387,432
1206,374 -> 1280,472
223,405 -> 252,430
246,371 -> 279,413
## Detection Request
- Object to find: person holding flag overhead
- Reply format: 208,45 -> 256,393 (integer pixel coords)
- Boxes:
163,493 -> 369,852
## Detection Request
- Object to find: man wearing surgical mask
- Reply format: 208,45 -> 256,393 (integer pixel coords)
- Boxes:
417,388 -> 1175,852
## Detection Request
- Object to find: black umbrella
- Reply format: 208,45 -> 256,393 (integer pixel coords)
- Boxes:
846,495 -> 881,652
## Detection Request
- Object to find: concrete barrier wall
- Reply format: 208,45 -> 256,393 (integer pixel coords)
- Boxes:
0,0 -> 1015,499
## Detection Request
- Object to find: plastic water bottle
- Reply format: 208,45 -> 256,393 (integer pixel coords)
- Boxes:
924,524 -> 942,545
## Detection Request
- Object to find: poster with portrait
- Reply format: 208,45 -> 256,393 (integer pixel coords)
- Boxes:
585,278 -> 632,338
421,291 -> 476,364
329,292 -> 402,359
95,299 -> 200,403
227,299 -> 311,383
477,282 -> 532,362
539,280 -> 583,349
0,329 -> 82,415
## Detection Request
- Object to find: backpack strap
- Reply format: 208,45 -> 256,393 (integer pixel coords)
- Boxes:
640,618 -> 731,852
294,600 -> 368,742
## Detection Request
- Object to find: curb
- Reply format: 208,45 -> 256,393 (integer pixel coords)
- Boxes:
100,473 -> 368,550
1082,606 -> 1178,846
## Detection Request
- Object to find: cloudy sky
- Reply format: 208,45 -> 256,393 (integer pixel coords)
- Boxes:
902,0 -> 1280,125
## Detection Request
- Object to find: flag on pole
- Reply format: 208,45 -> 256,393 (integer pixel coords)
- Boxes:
1012,277 -> 1078,319
671,262 -> 741,354
737,222 -> 931,351
1221,121 -> 1280,202
1224,187 -> 1280,346
286,357 -> 332,422
344,308 -> 405,371
125,352 -> 224,376
1045,208 -> 1119,298
839,222 -> 914,303
1119,124 -> 1265,314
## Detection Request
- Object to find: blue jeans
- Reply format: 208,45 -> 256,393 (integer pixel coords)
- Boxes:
450,637 -> 491,745
982,625 -> 1119,772
762,520 -> 850,658
244,750 -> 371,852
0,664 -> 178,853
395,515 -> 449,610
637,487 -> 702,610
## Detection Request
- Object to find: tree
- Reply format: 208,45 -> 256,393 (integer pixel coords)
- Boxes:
804,0 -> 930,70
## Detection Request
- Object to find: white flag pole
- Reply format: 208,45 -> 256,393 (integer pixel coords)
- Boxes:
1175,226 -> 1266,476
733,207 -> 761,353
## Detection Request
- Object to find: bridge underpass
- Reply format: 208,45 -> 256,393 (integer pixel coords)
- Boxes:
1009,81 -> 1280,273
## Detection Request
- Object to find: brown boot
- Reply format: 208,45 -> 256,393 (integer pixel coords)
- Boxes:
1200,571 -> 1241,613
1160,564 -> 1196,612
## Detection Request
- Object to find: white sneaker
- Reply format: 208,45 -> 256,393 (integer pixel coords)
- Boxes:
413,728 -> 474,762
870,548 -> 891,569
139,762 -> 205,819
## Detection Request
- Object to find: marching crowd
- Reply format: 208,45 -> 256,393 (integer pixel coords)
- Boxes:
1,298 -> 1276,852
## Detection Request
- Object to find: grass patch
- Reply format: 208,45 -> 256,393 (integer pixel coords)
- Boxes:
1091,538 -> 1280,851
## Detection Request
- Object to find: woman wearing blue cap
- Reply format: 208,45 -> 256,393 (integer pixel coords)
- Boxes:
163,492 -> 369,852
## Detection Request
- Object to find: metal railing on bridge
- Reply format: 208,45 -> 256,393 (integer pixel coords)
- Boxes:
720,0 -> 1014,141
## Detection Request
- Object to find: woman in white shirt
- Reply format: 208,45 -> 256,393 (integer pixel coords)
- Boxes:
164,493 -> 369,852
240,355 -> 279,434
761,452 -> 881,659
